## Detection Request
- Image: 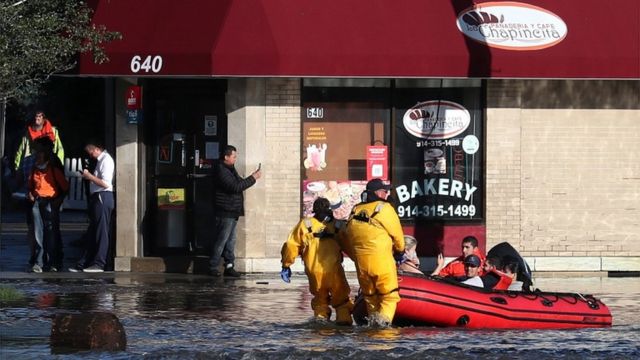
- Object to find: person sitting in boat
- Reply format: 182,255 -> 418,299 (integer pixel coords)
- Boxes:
486,243 -> 534,292
280,197 -> 354,325
480,256 -> 517,290
397,235 -> 423,275
479,256 -> 502,289
503,262 -> 524,291
458,254 -> 484,287
431,236 -> 486,278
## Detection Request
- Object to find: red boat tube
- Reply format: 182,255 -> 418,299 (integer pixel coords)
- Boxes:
353,274 -> 612,329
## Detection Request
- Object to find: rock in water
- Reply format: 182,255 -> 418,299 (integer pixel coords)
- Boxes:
51,312 -> 126,351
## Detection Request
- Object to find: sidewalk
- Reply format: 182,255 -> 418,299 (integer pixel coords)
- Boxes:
3,209 -> 636,277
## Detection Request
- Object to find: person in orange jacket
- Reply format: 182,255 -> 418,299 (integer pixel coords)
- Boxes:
14,111 -> 64,171
480,256 -> 514,290
431,236 -> 486,278
27,137 -> 69,272
280,197 -> 353,325
496,261 -> 520,291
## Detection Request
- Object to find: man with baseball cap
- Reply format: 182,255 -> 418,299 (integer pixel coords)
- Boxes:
460,254 -> 484,288
363,178 -> 392,201
342,178 -> 404,326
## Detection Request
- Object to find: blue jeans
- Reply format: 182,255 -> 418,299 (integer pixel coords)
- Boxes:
209,217 -> 238,271
26,200 -> 43,267
34,197 -> 61,270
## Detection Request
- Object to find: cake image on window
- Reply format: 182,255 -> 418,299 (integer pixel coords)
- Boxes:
424,147 -> 446,175
304,143 -> 327,171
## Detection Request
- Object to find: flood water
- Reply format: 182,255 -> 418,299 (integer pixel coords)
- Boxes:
0,274 -> 638,359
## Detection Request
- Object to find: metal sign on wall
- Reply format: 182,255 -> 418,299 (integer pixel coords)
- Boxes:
366,145 -> 388,181
125,85 -> 142,124
393,87 -> 483,222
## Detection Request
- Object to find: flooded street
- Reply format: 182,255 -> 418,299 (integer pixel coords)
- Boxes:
1,274 -> 638,359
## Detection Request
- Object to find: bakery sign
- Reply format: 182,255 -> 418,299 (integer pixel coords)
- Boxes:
456,2 -> 568,51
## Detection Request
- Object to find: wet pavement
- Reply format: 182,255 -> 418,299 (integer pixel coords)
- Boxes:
1,273 -> 639,359
2,210 -> 640,359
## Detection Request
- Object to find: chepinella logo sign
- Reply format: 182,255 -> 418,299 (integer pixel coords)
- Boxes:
403,100 -> 471,140
456,1 -> 568,51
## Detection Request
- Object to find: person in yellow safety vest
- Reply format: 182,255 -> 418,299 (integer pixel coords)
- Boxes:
14,111 -> 64,171
343,178 -> 404,327
280,197 -> 354,325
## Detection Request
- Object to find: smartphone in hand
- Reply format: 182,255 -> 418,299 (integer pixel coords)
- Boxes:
257,163 -> 261,171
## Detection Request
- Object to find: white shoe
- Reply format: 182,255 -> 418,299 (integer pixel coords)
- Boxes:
68,266 -> 83,273
82,265 -> 104,273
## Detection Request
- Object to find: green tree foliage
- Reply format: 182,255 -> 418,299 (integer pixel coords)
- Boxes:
0,0 -> 120,100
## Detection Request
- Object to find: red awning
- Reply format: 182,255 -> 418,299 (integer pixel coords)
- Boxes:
78,0 -> 640,79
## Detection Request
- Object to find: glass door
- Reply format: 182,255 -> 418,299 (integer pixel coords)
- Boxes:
143,79 -> 227,256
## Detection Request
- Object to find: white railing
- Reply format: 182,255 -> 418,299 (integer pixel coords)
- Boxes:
63,158 -> 88,210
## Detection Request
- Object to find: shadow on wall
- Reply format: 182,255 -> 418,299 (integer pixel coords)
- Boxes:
451,0 -> 492,78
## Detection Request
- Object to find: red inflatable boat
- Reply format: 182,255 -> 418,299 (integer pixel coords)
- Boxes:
353,274 -> 612,329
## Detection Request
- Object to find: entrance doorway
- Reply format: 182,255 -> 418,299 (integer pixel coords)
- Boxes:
143,79 -> 227,256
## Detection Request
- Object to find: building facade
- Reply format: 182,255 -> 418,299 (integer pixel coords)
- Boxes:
78,1 -> 639,272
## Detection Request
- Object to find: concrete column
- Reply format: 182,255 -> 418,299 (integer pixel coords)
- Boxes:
226,79 -> 267,272
113,78 -> 140,271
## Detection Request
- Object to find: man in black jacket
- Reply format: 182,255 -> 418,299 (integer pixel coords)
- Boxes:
210,145 -> 261,277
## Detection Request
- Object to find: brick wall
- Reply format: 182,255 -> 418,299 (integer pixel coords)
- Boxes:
485,80 -> 523,252
241,78 -> 639,272
486,80 -> 640,263
264,78 -> 302,258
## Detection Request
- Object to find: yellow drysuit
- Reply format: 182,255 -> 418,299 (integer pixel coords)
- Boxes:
344,201 -> 404,324
281,217 -> 353,324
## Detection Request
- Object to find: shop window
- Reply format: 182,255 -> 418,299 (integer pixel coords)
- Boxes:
392,80 -> 484,223
301,80 -> 484,223
301,86 -> 390,218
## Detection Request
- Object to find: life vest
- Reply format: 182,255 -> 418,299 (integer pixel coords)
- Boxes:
491,269 -> 514,290
347,201 -> 385,229
301,218 -> 336,252
27,120 -> 56,142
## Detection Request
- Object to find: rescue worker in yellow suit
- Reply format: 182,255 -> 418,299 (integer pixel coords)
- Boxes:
343,178 -> 404,326
280,197 -> 353,325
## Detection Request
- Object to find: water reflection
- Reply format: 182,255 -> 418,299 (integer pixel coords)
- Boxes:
0,276 -> 638,359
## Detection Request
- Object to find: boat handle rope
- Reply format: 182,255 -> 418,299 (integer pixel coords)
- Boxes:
539,294 -> 554,307
557,292 -> 600,309
575,293 -> 601,310
559,294 -> 580,305
502,290 -> 600,310
520,293 -> 541,301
